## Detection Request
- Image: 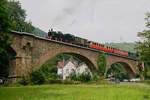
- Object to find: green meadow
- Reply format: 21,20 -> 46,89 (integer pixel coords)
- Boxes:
0,83 -> 150,100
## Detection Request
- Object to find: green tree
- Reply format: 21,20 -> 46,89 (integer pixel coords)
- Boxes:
137,13 -> 150,79
7,0 -> 34,33
97,53 -> 106,76
0,0 -> 12,77
0,0 -> 11,32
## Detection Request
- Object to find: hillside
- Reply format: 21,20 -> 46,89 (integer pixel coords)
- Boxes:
32,27 -> 47,38
105,42 -> 136,53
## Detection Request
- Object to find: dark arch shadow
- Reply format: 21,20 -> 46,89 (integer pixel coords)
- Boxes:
8,47 -> 17,60
8,47 -> 17,76
109,62 -> 136,78
0,47 -> 17,78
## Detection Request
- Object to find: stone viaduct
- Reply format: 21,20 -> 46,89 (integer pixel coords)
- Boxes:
8,31 -> 139,79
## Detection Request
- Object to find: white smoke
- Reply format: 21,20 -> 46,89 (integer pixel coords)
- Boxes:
51,0 -> 98,28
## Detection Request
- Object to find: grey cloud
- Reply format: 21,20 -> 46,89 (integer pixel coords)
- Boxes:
19,0 -> 150,43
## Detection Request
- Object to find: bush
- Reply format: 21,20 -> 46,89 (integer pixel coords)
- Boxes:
39,65 -> 58,81
145,71 -> 150,79
30,70 -> 45,85
30,63 -> 58,85
78,72 -> 92,82
92,73 -> 99,81
48,79 -> 62,84
18,76 -> 30,85
70,72 -> 92,82
69,71 -> 98,83
97,54 -> 106,75
69,72 -> 77,81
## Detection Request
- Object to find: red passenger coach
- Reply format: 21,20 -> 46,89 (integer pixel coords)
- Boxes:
89,41 -> 129,57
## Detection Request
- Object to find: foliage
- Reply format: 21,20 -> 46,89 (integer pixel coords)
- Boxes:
32,27 -> 47,37
69,72 -> 93,82
30,70 -> 45,85
78,72 -> 92,82
29,55 -> 61,84
91,73 -> 99,81
0,0 -> 12,78
0,0 -> 11,32
69,72 -> 77,81
18,76 -> 30,85
137,13 -> 150,79
97,53 -> 106,76
7,0 -> 46,36
7,1 -> 35,33
30,66 -> 57,85
145,70 -> 150,79
0,0 -> 11,53
107,63 -> 130,81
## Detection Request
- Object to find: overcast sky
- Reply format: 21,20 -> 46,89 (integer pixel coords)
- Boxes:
18,0 -> 150,43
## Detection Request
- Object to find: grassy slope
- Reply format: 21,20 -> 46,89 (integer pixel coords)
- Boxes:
0,84 -> 150,100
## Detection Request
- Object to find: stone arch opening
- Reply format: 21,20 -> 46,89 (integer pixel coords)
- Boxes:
8,47 -> 17,60
107,61 -> 136,79
60,52 -> 97,72
114,62 -> 135,76
8,47 -> 17,77
34,52 -> 97,81
0,46 -> 17,78
41,52 -> 97,72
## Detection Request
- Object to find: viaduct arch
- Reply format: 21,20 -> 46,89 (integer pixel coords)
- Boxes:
8,31 -> 139,79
